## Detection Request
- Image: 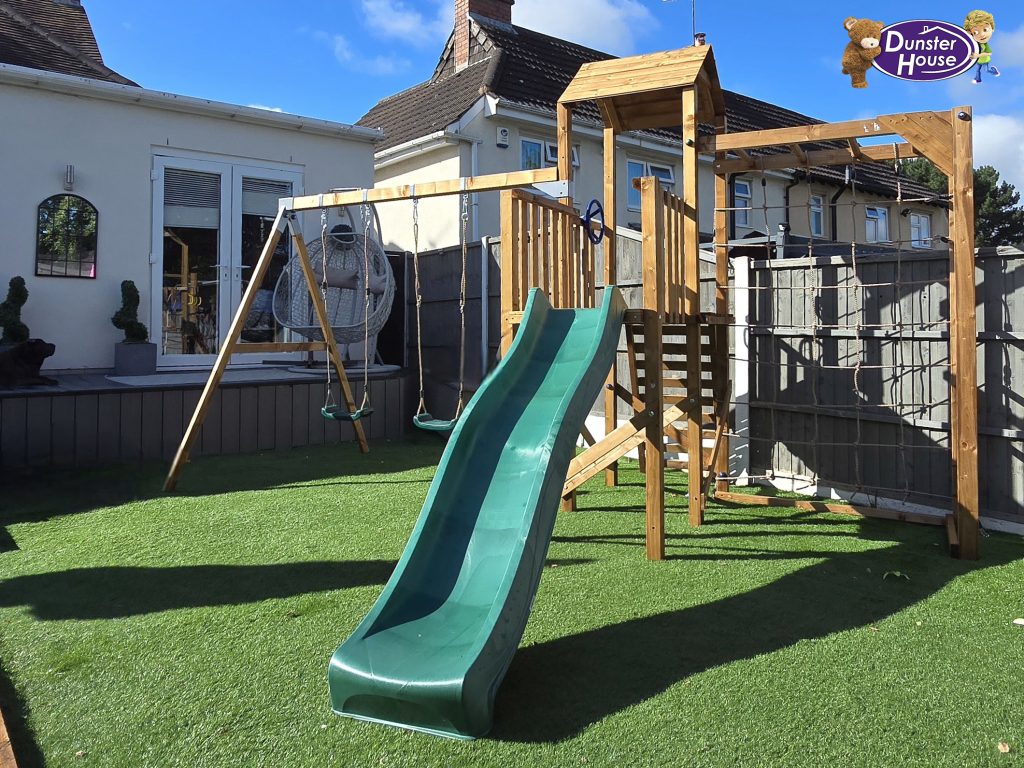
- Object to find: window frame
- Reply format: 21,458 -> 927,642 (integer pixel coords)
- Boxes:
734,179 -> 752,228
520,137 -> 545,171
809,194 -> 825,238
35,193 -> 99,279
865,205 -> 890,243
910,211 -> 931,249
626,158 -> 678,212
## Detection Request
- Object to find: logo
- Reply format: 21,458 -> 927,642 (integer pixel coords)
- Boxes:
873,20 -> 979,81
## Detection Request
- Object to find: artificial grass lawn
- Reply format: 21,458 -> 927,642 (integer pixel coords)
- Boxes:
1,439 -> 1022,768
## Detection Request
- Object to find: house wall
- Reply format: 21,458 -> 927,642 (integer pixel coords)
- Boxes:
374,143 -> 463,252
375,101 -> 950,255
786,183 -> 949,249
0,75 -> 375,371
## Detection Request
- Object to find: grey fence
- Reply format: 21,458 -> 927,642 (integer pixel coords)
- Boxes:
736,245 -> 1023,524
401,236 -> 1024,525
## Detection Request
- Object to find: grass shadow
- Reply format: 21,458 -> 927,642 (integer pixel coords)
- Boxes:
1,438 -> 445,531
0,560 -> 397,621
492,536 -> 1021,744
0,659 -> 44,768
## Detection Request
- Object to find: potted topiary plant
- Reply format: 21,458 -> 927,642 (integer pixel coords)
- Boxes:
0,276 -> 30,351
111,280 -> 156,375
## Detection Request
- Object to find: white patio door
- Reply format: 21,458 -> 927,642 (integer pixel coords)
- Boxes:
151,155 -> 302,369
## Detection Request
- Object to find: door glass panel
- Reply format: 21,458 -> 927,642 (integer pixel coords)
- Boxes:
161,169 -> 221,356
239,178 -> 292,346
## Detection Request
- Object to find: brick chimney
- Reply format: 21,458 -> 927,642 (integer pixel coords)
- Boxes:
455,0 -> 514,71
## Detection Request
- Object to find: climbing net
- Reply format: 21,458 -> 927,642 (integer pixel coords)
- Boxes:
713,151 -> 955,508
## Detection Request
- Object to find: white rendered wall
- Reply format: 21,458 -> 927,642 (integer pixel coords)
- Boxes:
0,78 -> 375,370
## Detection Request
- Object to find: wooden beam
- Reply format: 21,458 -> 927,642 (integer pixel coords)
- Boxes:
604,125 -> 619,487
714,143 -> 922,175
945,514 -> 960,558
499,190 -> 516,355
597,99 -> 625,133
641,176 -> 665,560
788,143 -> 808,163
847,138 -> 867,160
948,106 -> 980,560
164,212 -> 289,491
288,168 -> 559,211
682,87 -> 704,527
557,103 -> 574,209
878,111 -> 954,176
715,492 -> 945,527
698,114 -> 908,153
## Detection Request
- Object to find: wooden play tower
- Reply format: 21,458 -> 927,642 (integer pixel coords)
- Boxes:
500,45 -> 731,560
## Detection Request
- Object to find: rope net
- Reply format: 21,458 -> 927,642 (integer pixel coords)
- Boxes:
718,150 -> 953,508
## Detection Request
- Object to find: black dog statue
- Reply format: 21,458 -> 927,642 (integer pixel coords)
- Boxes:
0,339 -> 57,387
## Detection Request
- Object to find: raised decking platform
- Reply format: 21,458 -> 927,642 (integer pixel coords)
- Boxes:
0,367 -> 410,470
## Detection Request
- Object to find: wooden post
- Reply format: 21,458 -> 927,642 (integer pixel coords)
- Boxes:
164,211 -> 289,491
557,103 -> 574,208
948,106 -> 980,560
499,190 -> 515,356
713,112 -> 731,495
682,87 -> 704,526
641,177 -> 665,561
288,220 -> 369,456
604,126 -> 619,486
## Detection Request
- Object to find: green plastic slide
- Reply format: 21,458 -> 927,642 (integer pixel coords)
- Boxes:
328,287 -> 626,739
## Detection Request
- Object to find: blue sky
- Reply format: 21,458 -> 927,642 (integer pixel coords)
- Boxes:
85,0 -> 1024,186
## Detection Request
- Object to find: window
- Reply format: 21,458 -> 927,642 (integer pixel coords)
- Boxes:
627,159 -> 677,210
865,206 -> 889,243
734,180 -> 752,228
521,138 -> 544,171
910,212 -> 931,248
521,138 -> 579,171
36,194 -> 98,278
810,194 -> 825,237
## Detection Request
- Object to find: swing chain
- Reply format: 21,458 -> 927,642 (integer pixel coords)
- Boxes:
456,193 -> 470,417
360,203 -> 372,410
413,198 -> 427,416
320,208 -> 337,410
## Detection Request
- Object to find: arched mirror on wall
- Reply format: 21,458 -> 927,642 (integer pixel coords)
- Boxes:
36,194 -> 98,278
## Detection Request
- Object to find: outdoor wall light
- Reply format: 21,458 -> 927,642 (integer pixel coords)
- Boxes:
63,164 -> 75,191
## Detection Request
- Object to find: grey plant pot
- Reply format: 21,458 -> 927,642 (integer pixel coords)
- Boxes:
113,341 -> 157,376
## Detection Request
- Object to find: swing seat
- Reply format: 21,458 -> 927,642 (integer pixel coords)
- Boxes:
322,405 -> 374,422
413,413 -> 458,433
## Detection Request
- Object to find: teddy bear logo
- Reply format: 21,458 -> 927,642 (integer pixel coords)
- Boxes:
842,17 -> 885,88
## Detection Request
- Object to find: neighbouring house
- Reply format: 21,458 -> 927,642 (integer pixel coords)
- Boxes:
1,0 -> 381,373
358,0 -> 948,255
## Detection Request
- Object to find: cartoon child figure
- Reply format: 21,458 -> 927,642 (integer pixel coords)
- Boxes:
964,10 -> 1000,84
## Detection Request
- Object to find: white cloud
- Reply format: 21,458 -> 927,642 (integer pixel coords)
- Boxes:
360,0 -> 452,47
247,104 -> 284,113
973,113 -> 1024,192
513,0 -> 657,56
313,30 -> 410,76
994,24 -> 1024,69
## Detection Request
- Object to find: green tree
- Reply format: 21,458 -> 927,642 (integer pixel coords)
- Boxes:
901,159 -> 1024,247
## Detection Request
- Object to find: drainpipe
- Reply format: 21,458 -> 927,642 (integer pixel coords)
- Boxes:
830,166 -> 851,242
480,235 -> 491,379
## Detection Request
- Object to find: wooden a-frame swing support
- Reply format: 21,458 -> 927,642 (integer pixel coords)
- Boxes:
163,169 -> 559,492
